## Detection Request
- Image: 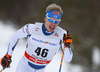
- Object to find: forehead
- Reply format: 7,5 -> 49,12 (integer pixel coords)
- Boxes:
46,11 -> 61,20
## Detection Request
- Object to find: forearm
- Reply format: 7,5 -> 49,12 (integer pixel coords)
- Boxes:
7,32 -> 20,55
64,47 -> 73,62
7,27 -> 28,55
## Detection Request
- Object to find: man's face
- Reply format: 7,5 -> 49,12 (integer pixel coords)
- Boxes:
44,17 -> 60,32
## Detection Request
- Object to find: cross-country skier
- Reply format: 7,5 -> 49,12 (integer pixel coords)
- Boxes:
0,3 -> 73,72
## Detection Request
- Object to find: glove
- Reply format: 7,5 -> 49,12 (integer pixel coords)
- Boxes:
63,34 -> 72,47
0,54 -> 12,68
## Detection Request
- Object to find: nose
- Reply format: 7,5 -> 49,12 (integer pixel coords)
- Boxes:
51,22 -> 56,26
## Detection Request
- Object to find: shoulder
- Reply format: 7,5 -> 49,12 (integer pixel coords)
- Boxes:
56,26 -> 67,34
24,22 -> 43,34
25,22 -> 43,29
34,22 -> 44,27
24,23 -> 35,34
54,26 -> 67,39
25,23 -> 35,28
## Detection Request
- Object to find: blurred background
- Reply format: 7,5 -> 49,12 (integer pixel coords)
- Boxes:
0,0 -> 100,72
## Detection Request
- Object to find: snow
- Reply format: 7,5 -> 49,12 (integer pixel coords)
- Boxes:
92,46 -> 100,65
0,21 -> 83,72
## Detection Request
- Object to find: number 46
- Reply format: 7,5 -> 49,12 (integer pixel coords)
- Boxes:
35,47 -> 49,58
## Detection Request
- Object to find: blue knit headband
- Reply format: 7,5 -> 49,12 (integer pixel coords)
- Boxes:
46,11 -> 61,20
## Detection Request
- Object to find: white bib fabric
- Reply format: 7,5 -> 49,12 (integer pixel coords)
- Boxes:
25,22 -> 65,66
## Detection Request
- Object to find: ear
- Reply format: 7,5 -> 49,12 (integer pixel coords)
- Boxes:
44,17 -> 46,21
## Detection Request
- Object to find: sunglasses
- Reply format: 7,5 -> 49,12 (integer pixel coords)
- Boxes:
46,16 -> 61,24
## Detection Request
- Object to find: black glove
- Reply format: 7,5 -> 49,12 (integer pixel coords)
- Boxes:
63,34 -> 72,47
0,54 -> 12,68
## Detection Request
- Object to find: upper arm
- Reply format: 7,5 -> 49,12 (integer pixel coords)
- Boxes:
16,24 -> 35,38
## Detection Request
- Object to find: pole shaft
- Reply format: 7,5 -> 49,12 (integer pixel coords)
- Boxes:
59,47 -> 65,72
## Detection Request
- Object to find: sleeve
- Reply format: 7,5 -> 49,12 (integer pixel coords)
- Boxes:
7,24 -> 34,55
64,47 -> 73,62
60,30 -> 73,62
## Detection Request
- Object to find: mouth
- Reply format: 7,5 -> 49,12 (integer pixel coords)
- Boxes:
49,26 -> 55,30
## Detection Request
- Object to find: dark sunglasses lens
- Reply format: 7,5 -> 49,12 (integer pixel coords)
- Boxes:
55,21 -> 60,24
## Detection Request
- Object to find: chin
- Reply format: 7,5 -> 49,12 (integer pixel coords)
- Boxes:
49,30 -> 54,32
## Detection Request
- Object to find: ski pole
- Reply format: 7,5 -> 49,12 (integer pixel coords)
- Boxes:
59,47 -> 65,72
0,61 -> 2,72
0,67 -> 5,72
0,69 -> 3,72
59,31 -> 69,72
0,60 -> 5,72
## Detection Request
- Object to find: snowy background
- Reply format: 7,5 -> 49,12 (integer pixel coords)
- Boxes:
0,21 -> 99,72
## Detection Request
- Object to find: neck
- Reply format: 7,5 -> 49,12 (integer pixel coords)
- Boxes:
42,24 -> 54,35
